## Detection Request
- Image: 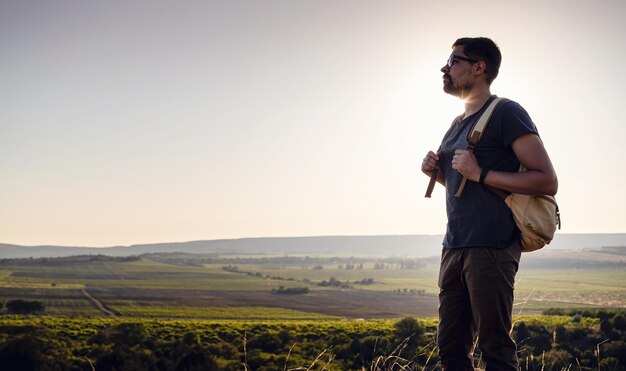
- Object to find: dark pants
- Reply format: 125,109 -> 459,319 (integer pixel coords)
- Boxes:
437,245 -> 521,371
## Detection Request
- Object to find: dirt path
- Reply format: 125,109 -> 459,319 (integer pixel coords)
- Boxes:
82,288 -> 116,317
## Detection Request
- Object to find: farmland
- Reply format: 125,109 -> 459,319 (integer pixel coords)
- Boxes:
0,248 -> 624,319
0,248 -> 625,369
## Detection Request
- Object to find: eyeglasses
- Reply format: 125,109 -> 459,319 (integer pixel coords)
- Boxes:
447,54 -> 479,68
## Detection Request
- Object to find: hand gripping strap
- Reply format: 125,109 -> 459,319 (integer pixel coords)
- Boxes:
424,117 -> 461,198
454,97 -> 505,198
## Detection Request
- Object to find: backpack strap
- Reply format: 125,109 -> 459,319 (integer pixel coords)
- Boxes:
454,97 -> 506,197
424,167 -> 439,198
424,115 -> 463,198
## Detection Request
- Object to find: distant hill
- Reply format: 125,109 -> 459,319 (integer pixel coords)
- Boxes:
1,233 -> 625,259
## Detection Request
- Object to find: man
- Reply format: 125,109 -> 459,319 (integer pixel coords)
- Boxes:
421,37 -> 558,370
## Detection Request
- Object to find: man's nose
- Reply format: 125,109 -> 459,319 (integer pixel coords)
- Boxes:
441,65 -> 449,73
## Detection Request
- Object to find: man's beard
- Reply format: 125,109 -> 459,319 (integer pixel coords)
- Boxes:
443,75 -> 472,97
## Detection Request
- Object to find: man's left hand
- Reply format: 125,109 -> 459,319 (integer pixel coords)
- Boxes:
452,149 -> 481,182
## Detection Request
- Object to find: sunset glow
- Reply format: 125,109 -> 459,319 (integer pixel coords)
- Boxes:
1,0 -> 625,246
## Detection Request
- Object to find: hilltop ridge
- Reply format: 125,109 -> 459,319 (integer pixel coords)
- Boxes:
1,233 -> 625,259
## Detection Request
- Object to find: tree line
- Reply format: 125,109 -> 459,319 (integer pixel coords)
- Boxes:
0,300 -> 45,314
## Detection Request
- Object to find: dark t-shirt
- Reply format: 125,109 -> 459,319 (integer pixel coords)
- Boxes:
440,96 -> 538,249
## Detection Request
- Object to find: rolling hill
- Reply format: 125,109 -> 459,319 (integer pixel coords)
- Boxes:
1,233 -> 625,259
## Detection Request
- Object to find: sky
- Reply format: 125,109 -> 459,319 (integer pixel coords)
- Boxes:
1,0 -> 625,247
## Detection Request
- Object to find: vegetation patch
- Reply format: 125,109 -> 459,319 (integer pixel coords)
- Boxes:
0,312 -> 624,370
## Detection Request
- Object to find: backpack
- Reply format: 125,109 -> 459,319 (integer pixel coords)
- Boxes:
425,97 -> 560,252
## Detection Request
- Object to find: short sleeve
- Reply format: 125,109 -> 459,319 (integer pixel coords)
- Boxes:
494,100 -> 539,147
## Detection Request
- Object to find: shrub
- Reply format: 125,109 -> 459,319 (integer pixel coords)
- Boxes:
5,300 -> 45,314
612,312 -> 626,331
543,308 -> 565,315
273,286 -> 309,295
0,335 -> 46,370
111,322 -> 148,346
394,317 -> 424,342
175,349 -> 219,371
248,332 -> 283,353
515,321 -> 531,344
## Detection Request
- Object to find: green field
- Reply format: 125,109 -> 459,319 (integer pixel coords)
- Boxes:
0,252 -> 625,369
108,305 -> 340,320
0,250 -> 624,319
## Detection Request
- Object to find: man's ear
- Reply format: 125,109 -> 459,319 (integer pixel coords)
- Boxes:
474,61 -> 487,77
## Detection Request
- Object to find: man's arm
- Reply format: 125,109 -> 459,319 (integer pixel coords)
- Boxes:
452,134 -> 558,195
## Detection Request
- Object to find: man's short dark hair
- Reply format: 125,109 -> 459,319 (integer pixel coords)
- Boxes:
453,37 -> 502,84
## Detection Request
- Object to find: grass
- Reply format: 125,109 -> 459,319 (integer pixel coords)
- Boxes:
0,315 -> 410,346
108,305 -> 341,320
0,280 -> 84,289
516,268 -> 626,292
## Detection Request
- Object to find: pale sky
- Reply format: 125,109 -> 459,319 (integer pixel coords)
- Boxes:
2,0 -> 625,247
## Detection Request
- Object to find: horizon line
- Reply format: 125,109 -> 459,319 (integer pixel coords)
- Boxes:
2,231 -> 626,249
